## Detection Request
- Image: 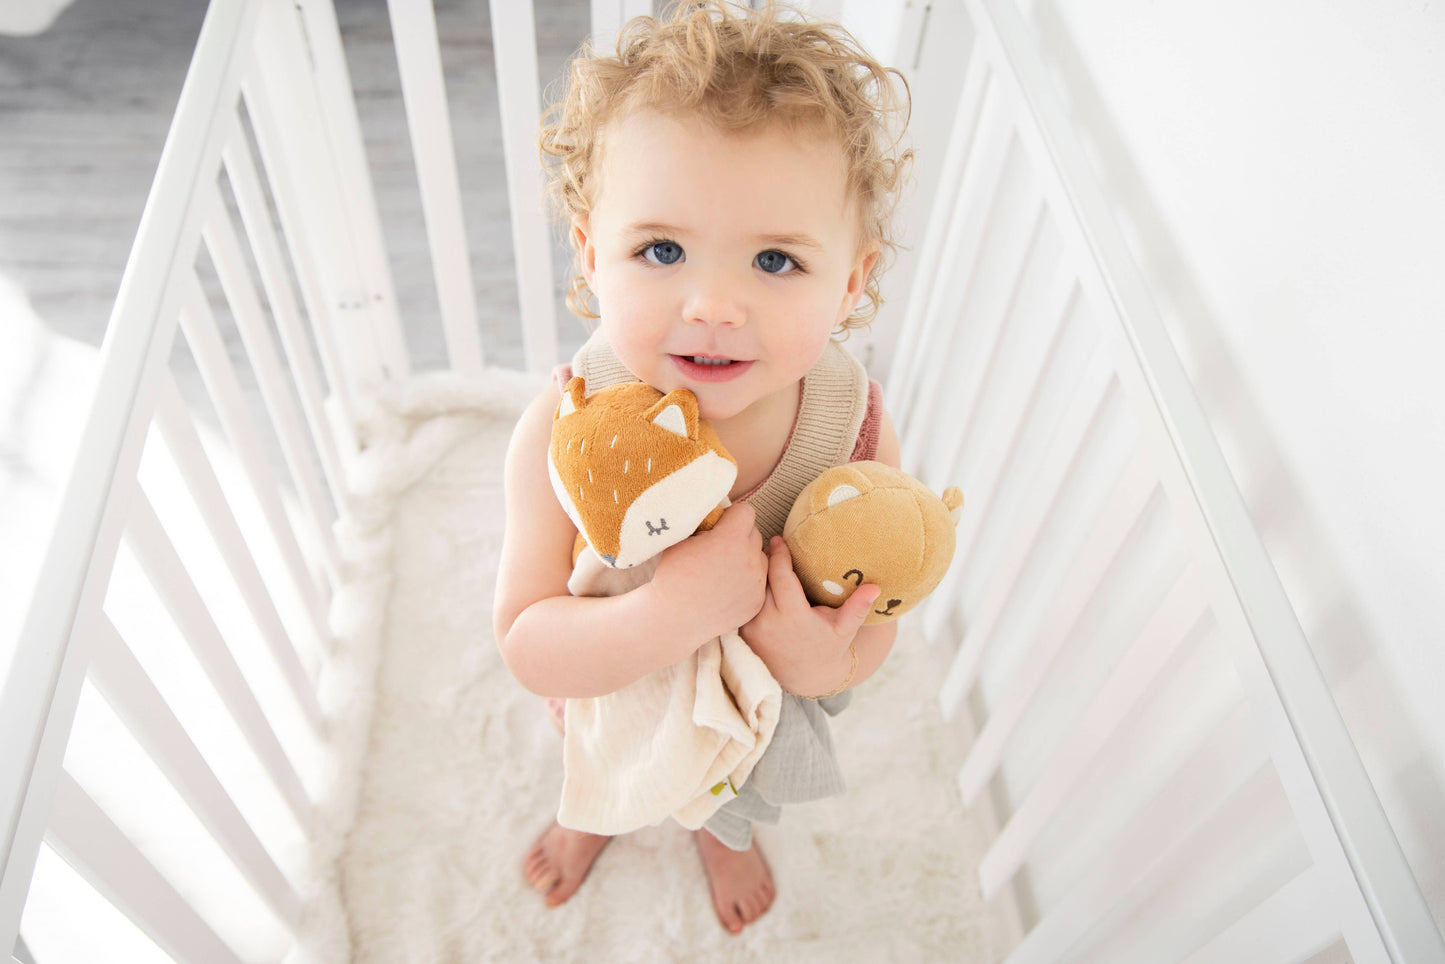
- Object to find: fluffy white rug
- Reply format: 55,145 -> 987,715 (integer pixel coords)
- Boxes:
327,372 -> 1015,962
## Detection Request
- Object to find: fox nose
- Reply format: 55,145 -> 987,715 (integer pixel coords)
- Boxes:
599,552 -> 617,567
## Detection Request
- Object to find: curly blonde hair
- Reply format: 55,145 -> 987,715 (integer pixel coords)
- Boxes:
538,0 -> 912,330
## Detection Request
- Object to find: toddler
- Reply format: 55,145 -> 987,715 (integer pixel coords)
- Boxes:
493,0 -> 911,934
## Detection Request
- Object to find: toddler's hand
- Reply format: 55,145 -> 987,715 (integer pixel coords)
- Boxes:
740,536 -> 880,697
650,502 -> 767,647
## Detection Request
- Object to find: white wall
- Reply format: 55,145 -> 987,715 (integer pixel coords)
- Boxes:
1014,0 -> 1445,927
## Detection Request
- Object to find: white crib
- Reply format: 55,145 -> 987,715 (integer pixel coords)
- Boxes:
3,0 -> 1440,961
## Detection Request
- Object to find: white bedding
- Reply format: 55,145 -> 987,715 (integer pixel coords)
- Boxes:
325,372 -> 1012,962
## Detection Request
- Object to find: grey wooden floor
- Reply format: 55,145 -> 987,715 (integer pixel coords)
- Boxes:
0,0 -> 589,355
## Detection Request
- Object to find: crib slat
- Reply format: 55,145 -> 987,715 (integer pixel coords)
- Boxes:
202,193 -> 342,583
895,76 -> 1016,446
972,0 -> 1440,956
221,121 -> 348,515
238,74 -> 360,452
956,453 -> 1158,805
978,569 -> 1208,899
0,0 -> 261,946
152,375 -> 324,724
1179,868 -> 1338,964
589,0 -> 652,55
490,0 -> 560,375
916,287 -> 1078,639
386,0 -> 484,374
123,485 -> 311,828
246,6 -> 393,397
949,261 -> 1077,542
917,273 -> 1087,636
917,201 -> 1045,490
1001,704 -> 1269,964
263,0 -> 410,387
888,51 -> 991,413
177,271 -> 331,646
917,183 -> 1045,480
86,615 -> 301,927
46,770 -> 245,964
935,349 -> 1115,717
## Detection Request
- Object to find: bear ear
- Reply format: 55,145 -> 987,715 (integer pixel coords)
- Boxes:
557,377 -> 587,419
645,388 -> 700,439
942,486 -> 964,525
809,465 -> 873,514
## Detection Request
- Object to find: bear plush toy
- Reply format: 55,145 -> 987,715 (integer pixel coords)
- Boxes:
547,377 -> 961,836
784,461 -> 963,625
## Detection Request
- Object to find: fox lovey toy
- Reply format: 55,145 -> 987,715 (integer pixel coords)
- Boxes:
548,377 -> 733,569
547,377 -> 780,836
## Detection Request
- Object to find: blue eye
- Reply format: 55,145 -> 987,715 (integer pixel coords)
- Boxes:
642,241 -> 684,266
755,249 -> 797,274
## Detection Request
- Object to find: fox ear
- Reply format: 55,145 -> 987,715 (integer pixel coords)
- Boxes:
557,377 -> 587,419
646,388 -> 700,439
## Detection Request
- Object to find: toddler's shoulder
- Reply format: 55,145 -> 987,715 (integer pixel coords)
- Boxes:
507,382 -> 567,465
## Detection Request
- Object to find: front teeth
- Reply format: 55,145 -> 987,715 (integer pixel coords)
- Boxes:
692,356 -> 734,366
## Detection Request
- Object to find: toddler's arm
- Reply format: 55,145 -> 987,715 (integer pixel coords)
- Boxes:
739,407 -> 904,696
493,387 -> 767,699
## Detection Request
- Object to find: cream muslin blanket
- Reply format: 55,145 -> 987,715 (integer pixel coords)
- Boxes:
557,550 -> 782,835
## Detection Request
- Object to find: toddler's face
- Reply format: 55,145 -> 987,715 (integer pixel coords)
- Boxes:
572,110 -> 877,422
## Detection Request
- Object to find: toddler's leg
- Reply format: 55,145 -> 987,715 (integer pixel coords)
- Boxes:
524,823 -> 611,907
693,828 -> 775,934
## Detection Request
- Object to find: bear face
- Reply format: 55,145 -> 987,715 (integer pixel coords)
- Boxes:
783,462 -> 963,625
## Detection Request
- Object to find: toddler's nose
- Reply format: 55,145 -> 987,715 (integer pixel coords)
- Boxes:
683,278 -> 746,328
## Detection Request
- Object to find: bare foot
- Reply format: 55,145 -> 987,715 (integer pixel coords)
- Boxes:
694,829 -> 775,934
524,823 -> 611,907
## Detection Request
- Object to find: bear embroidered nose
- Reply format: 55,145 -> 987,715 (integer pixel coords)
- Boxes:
876,598 -> 903,615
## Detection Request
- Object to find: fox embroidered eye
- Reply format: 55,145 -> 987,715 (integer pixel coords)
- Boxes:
639,240 -> 684,266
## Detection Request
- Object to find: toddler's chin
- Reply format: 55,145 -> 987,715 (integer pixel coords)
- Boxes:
693,394 -> 741,423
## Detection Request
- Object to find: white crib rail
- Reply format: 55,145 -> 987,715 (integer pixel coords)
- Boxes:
1,0 -> 584,953
893,1 -> 1444,962
1,0 -> 325,953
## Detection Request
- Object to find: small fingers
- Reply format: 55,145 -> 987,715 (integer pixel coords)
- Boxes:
764,537 -> 808,610
719,501 -> 756,534
835,583 -> 882,633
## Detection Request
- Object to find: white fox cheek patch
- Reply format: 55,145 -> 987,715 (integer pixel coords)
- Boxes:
613,452 -> 735,567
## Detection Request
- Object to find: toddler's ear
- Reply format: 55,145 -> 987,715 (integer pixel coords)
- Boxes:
571,213 -> 597,284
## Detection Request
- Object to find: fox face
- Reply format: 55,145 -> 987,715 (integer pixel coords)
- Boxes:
548,378 -> 737,569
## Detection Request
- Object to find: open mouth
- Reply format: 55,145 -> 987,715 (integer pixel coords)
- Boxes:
670,354 -> 754,382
